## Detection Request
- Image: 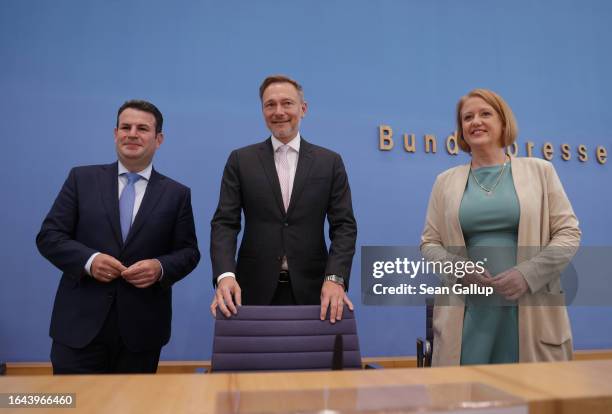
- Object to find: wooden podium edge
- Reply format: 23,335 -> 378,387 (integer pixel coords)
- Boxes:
3,349 -> 612,375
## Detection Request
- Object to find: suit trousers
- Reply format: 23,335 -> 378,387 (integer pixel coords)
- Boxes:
50,299 -> 161,374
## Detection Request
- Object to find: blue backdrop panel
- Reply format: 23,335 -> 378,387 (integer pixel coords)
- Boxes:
0,0 -> 610,361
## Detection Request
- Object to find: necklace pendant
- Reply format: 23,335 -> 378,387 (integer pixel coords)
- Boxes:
485,190 -> 492,196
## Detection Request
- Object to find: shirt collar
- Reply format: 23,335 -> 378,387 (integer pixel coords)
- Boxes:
117,160 -> 152,181
271,133 -> 301,153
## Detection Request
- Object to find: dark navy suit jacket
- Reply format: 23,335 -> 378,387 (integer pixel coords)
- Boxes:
37,162 -> 200,351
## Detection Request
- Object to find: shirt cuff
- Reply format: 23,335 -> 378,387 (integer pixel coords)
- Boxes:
154,258 -> 164,281
85,252 -> 101,276
217,272 -> 236,284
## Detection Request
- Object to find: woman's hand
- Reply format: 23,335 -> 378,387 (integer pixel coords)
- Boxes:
461,267 -> 494,288
491,268 -> 529,300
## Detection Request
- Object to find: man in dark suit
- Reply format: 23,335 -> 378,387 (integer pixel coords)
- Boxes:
37,100 -> 200,374
210,75 -> 357,323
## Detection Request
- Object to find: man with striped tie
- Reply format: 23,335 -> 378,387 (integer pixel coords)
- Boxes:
37,100 -> 200,374
210,75 -> 357,323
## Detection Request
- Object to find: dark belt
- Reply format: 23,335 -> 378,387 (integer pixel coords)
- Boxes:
279,270 -> 290,283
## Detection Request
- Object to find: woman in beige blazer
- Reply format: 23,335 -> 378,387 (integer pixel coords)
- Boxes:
420,89 -> 581,366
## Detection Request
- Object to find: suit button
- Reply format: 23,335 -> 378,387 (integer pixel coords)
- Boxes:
283,222 -> 289,227
107,293 -> 115,301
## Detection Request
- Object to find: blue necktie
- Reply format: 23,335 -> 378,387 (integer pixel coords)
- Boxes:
119,173 -> 141,241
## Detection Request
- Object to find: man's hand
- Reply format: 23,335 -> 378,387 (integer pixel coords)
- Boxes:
320,281 -> 354,324
121,259 -> 162,288
211,277 -> 242,318
91,253 -> 127,282
491,268 -> 529,300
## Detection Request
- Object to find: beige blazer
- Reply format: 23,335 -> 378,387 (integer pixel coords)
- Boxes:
420,156 -> 581,366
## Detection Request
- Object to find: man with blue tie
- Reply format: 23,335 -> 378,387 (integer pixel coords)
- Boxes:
37,100 -> 200,374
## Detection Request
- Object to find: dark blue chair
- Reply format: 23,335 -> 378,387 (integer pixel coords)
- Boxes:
416,297 -> 434,367
211,305 -> 362,372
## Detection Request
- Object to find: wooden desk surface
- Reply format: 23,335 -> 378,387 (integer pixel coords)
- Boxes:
1,360 -> 612,413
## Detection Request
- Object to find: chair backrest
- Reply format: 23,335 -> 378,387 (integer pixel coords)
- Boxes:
425,297 -> 434,345
424,297 -> 434,366
416,297 -> 435,367
211,305 -> 362,372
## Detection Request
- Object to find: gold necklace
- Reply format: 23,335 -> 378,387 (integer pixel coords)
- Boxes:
470,156 -> 509,196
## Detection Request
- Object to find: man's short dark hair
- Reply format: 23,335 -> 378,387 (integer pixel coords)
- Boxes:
117,100 -> 164,133
259,75 -> 304,102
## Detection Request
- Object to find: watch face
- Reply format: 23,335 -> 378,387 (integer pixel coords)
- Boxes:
326,275 -> 344,285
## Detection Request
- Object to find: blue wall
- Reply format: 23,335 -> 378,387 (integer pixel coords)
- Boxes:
1,0 -> 610,361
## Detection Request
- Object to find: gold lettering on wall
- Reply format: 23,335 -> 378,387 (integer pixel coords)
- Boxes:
542,142 -> 554,161
578,145 -> 588,162
446,133 -> 458,155
597,146 -> 607,164
526,141 -> 535,157
404,134 -> 416,152
379,125 -> 394,150
561,144 -> 571,161
376,125 -> 606,165
507,142 -> 519,157
424,135 -> 437,153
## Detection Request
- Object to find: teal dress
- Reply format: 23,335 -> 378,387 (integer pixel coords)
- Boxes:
458,162 -> 520,365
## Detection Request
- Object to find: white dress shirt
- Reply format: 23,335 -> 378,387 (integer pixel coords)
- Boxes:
271,133 -> 300,202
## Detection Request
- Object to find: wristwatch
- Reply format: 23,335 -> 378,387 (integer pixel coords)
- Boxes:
324,274 -> 344,286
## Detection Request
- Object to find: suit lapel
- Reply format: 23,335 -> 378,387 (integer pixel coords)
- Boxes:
257,138 -> 286,215
99,162 -> 123,247
125,168 -> 166,246
287,138 -> 314,217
